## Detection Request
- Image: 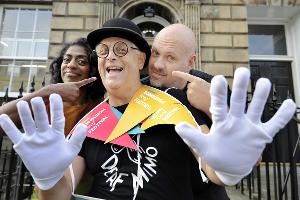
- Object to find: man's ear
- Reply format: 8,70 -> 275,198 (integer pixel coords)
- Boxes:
187,53 -> 196,70
138,52 -> 146,70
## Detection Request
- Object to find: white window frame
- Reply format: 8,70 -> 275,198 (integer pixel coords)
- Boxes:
0,4 -> 51,97
248,20 -> 293,61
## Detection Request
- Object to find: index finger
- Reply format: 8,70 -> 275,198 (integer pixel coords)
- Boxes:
75,77 -> 97,88
172,71 -> 199,83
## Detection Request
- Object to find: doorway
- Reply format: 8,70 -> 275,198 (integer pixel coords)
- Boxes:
250,61 -> 299,162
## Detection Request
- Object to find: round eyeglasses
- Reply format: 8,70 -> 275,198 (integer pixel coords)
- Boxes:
94,41 -> 140,58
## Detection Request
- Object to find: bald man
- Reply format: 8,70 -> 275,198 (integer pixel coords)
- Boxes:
146,23 -> 230,199
149,23 -> 196,88
146,23 -> 215,120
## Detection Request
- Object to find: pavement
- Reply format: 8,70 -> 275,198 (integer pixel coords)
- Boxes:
226,186 -> 251,200
225,164 -> 300,200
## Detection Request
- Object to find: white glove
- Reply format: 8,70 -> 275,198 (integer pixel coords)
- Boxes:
0,94 -> 87,190
175,67 -> 296,186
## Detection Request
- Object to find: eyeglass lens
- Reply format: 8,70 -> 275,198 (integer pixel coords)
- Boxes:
95,41 -> 129,58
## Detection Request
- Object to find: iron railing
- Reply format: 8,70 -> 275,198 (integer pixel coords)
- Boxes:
0,76 -> 41,200
237,86 -> 300,200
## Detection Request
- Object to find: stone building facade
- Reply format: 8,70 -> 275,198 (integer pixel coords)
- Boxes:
49,0 -> 249,82
0,0 -> 300,108
0,1 -> 299,199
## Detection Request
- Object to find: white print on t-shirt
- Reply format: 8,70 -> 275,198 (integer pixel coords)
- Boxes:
101,154 -> 129,191
100,136 -> 158,198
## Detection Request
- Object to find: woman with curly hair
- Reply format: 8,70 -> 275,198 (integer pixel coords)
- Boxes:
0,37 -> 105,136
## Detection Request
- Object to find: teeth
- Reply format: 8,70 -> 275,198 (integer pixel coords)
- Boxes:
106,67 -> 123,73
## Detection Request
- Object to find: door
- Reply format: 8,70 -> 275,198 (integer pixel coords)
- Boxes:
250,61 -> 300,162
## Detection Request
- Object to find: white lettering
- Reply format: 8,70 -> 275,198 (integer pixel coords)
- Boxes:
144,90 -> 166,104
134,97 -> 151,110
101,154 -> 118,170
144,156 -> 157,175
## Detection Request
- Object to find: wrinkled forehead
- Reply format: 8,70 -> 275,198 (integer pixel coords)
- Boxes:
99,37 -> 135,47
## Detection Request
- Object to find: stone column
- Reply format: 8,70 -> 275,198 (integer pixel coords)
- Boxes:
98,0 -> 115,27
184,0 -> 201,70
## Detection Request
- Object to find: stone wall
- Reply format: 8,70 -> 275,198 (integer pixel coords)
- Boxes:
200,0 -> 249,82
245,0 -> 300,6
49,0 -> 114,59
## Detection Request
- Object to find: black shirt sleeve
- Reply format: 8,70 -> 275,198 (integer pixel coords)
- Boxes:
190,69 -> 214,83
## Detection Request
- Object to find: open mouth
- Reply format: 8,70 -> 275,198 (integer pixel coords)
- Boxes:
106,66 -> 124,73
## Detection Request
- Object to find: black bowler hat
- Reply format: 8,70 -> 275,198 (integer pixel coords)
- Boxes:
87,18 -> 151,68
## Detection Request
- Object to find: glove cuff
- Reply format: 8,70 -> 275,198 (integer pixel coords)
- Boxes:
215,170 -> 251,186
32,172 -> 65,190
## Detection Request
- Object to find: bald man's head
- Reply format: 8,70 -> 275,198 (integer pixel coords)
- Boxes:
155,23 -> 196,56
148,23 -> 197,89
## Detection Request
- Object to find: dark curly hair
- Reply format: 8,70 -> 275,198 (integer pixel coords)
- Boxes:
49,37 -> 105,100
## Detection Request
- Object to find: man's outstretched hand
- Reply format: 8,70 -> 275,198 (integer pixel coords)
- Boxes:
175,67 -> 296,185
0,94 -> 87,190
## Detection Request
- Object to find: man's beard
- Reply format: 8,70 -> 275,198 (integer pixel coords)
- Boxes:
149,78 -> 163,87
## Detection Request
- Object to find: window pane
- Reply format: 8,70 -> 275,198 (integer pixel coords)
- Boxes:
9,67 -> 24,93
248,25 -> 287,55
16,41 -> 33,57
1,8 -> 18,38
0,40 -> 16,57
17,9 -> 35,38
11,60 -> 32,92
0,60 -> 11,91
0,59 -> 48,93
0,7 -> 51,93
35,9 -> 52,39
34,42 -> 49,57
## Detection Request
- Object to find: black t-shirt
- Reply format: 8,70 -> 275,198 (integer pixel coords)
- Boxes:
79,88 -> 229,200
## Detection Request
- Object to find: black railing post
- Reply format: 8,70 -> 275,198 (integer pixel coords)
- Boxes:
18,82 -> 24,98
265,161 -> 271,200
256,165 -> 261,200
30,76 -> 35,93
2,88 -> 9,105
5,145 -> 16,200
17,162 -> 26,200
282,162 -> 288,200
42,76 -> 46,87
287,120 -> 299,200
240,173 -> 245,195
247,174 -> 252,199
272,133 -> 278,200
0,147 -> 8,189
